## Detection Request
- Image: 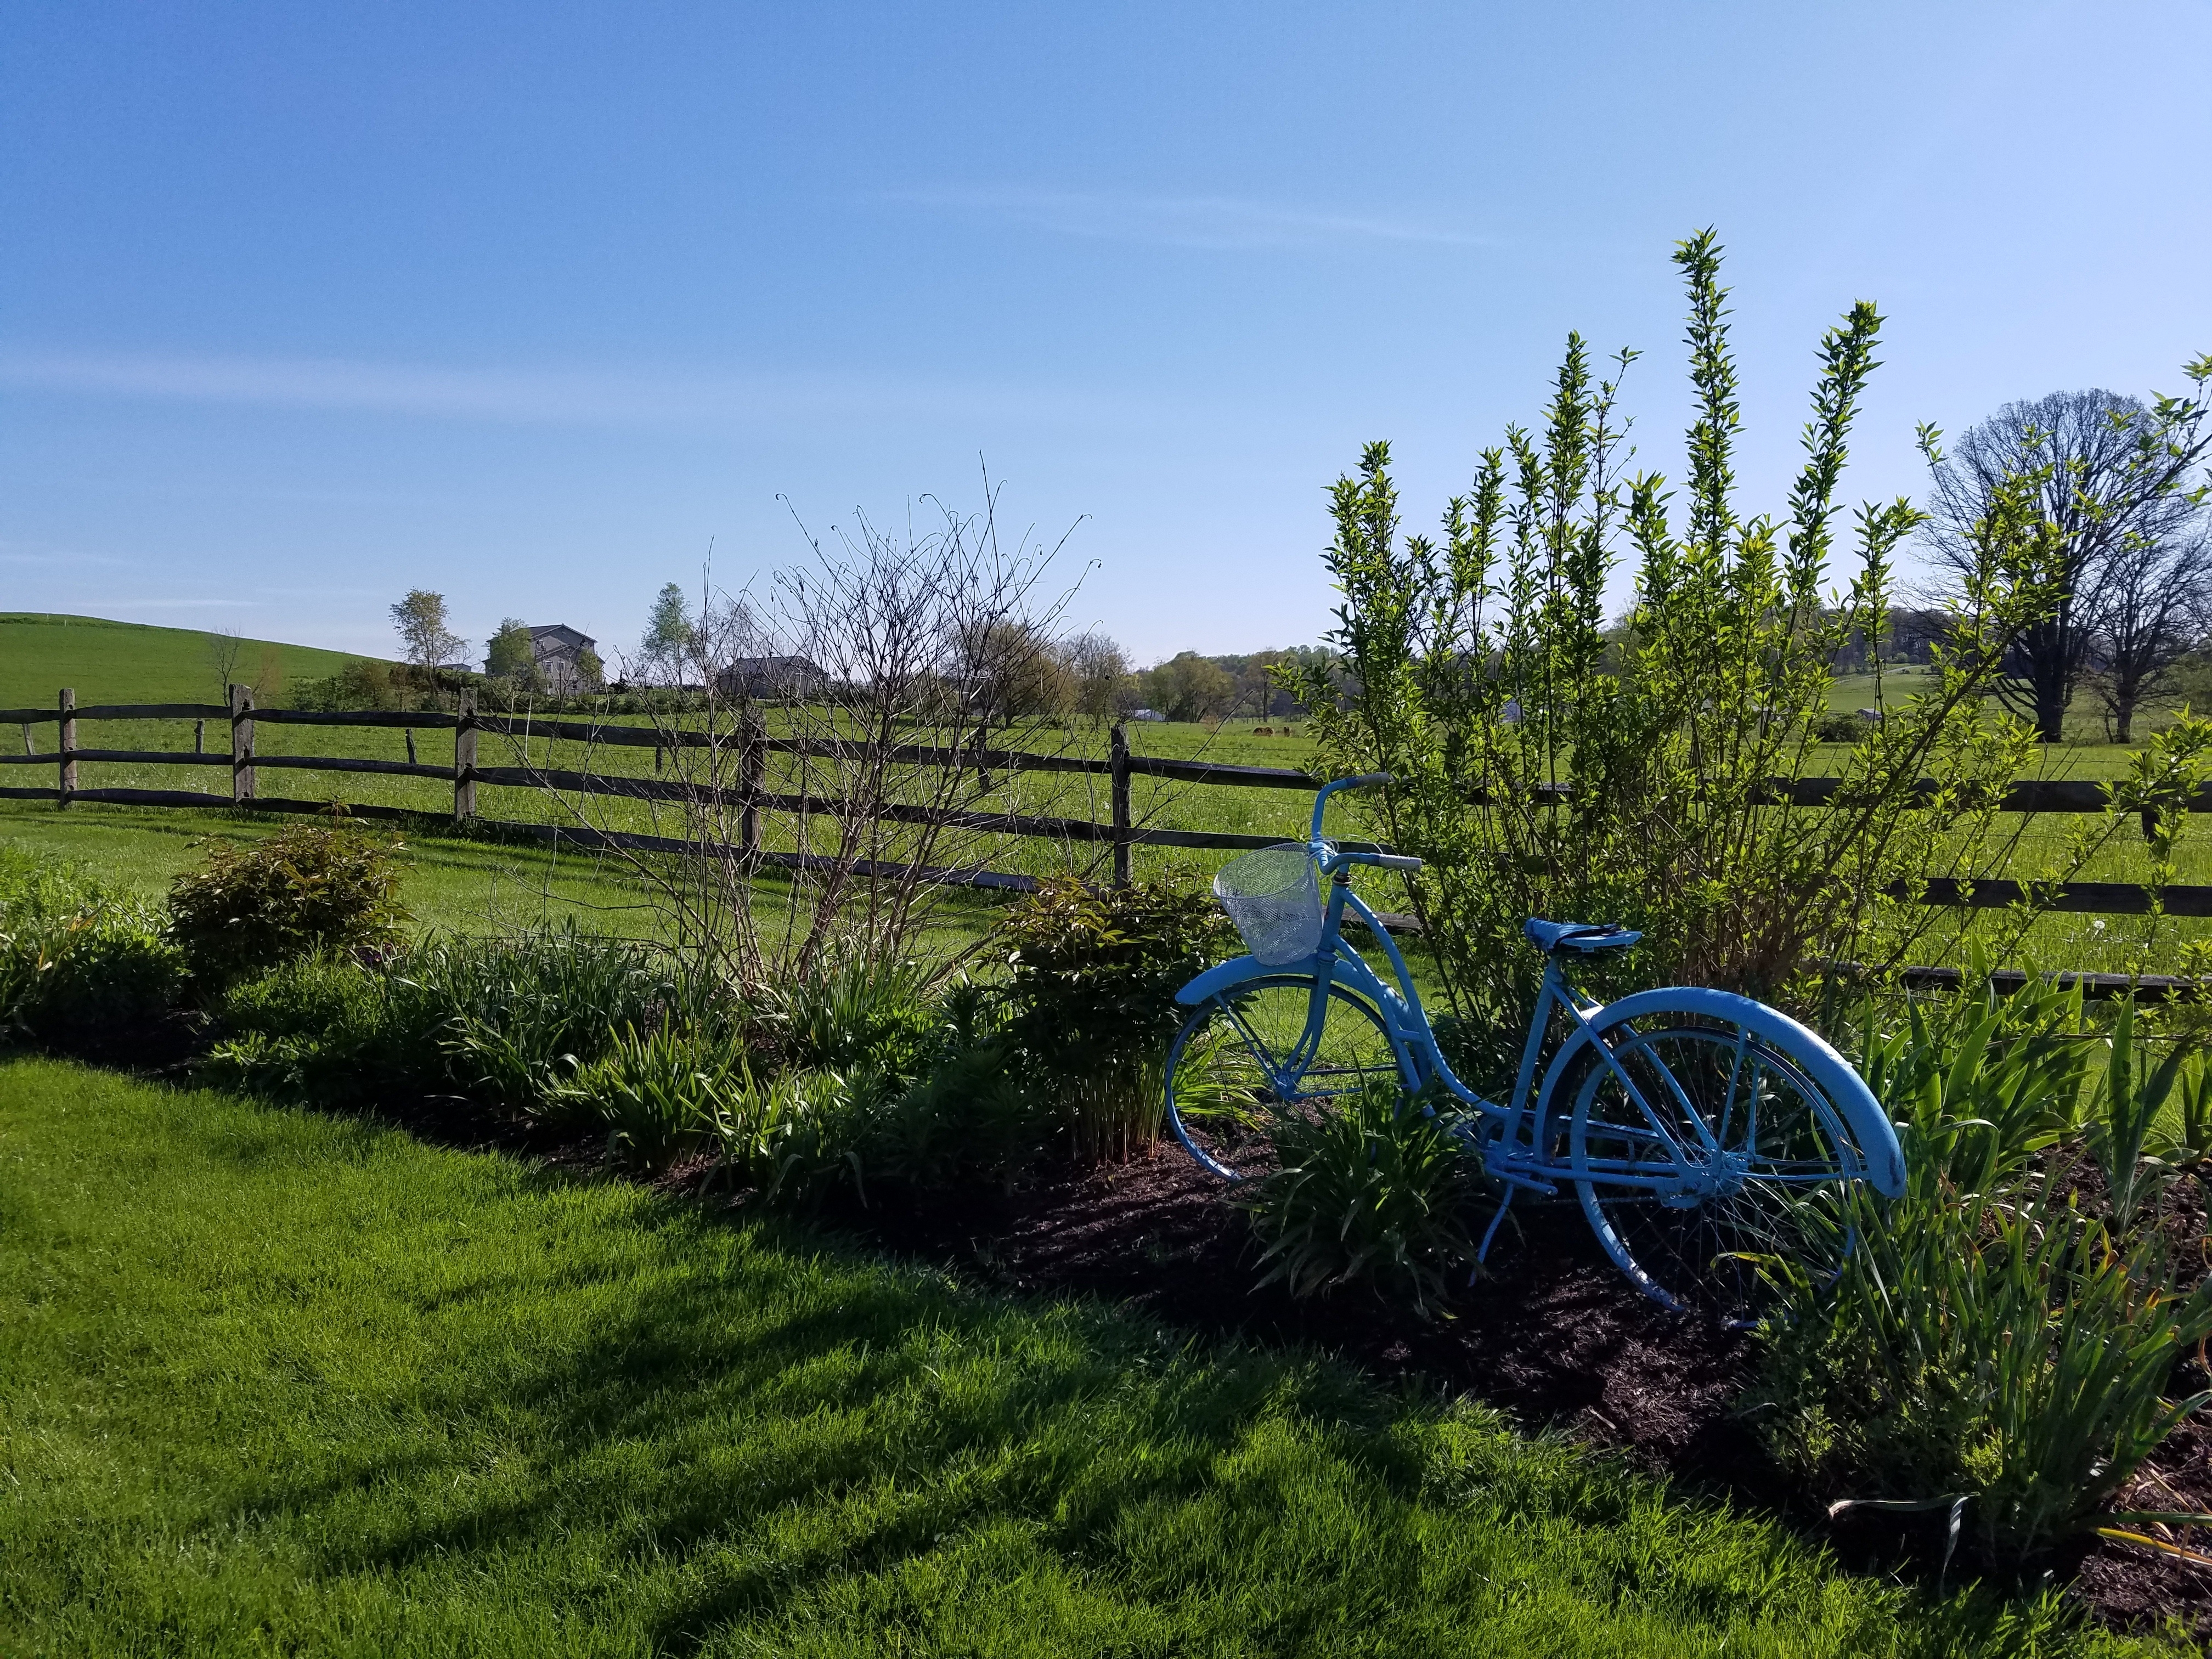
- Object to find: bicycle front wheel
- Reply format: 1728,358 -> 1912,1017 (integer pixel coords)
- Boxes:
1558,1001 -> 1872,1321
1164,976 -> 1407,1181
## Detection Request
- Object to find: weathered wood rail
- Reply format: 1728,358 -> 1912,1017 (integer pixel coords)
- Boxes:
4,687 -> 2208,930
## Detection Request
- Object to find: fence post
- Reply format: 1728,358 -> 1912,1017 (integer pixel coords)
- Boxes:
454,689 -> 477,822
58,689 -> 76,805
194,719 -> 205,755
740,712 -> 765,855
228,683 -> 255,803
1110,721 -> 1131,888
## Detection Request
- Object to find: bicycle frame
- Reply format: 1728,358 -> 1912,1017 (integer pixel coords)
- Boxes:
1243,775 -> 1813,1206
1172,774 -> 1903,1308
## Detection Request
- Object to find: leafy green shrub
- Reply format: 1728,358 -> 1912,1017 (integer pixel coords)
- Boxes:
0,849 -> 185,1054
759,944 -> 938,1083
167,822 -> 408,985
1756,988 -> 2212,1568
1238,1077 -> 1479,1317
1002,875 -> 1233,1160
199,953 -> 390,1103
556,1023 -> 742,1172
400,926 -> 706,1119
1284,233 -> 2204,1025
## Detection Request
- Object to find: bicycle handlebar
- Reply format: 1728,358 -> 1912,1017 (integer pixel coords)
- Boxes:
1329,848 -> 1425,874
1309,772 -> 1392,842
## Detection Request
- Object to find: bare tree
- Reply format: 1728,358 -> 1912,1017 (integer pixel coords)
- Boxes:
206,630 -> 245,700
2090,519 -> 2212,740
1923,387 -> 2210,742
532,484 -> 1096,987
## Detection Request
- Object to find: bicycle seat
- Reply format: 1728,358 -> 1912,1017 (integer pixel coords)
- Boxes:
1523,918 -> 1642,954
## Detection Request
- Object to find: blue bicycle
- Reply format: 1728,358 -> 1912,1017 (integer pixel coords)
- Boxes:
1164,774 -> 1906,1318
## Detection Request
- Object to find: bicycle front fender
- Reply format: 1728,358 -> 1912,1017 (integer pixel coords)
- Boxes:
1175,953 -> 1310,1007
1174,949 -> 1407,1011
1534,986 -> 1905,1197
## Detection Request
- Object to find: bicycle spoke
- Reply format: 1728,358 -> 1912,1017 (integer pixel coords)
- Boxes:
1570,1019 -> 1866,1322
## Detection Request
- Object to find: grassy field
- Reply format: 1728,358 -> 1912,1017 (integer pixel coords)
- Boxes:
0,612 -> 373,710
0,1055 -> 2155,1657
12,612 -> 2212,973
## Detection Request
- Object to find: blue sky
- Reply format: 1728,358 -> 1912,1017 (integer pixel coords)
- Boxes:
4,2 -> 2209,668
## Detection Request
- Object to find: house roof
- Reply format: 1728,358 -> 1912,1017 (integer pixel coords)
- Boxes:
723,655 -> 824,673
528,623 -> 596,657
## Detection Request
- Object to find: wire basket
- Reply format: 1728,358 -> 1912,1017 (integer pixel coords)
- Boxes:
1213,843 -> 1324,965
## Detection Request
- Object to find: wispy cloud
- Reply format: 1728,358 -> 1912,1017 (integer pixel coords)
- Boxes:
0,349 -> 1127,429
0,538 -> 140,569
885,186 -> 1499,251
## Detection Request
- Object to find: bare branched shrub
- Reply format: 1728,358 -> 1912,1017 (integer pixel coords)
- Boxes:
518,485 -> 1105,988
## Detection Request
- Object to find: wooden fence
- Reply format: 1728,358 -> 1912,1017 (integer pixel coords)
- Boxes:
5,685 -> 2211,995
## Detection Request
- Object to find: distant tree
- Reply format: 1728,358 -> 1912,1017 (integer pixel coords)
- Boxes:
207,630 -> 246,701
1147,651 -> 1235,722
967,620 -> 1071,724
390,590 -> 467,707
575,647 -> 606,691
485,617 -> 539,685
1923,387 -> 2211,742
640,583 -> 695,683
1059,633 -> 1131,724
2089,520 -> 2212,741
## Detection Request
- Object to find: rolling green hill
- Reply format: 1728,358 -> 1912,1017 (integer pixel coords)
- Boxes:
0,614 -> 379,710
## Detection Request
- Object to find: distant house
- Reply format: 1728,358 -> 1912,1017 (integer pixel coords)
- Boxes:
714,656 -> 830,700
1126,707 -> 1168,723
486,623 -> 600,695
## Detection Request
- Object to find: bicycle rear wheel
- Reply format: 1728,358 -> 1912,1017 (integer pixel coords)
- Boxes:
1164,976 -> 1406,1181
1558,1002 -> 1871,1321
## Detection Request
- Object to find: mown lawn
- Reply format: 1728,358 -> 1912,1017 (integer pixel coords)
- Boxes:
0,1058 -> 2158,1657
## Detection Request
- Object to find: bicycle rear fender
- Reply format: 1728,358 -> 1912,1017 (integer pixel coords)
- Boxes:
1536,986 -> 1905,1197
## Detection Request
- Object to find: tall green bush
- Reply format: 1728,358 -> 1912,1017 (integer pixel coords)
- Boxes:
1291,230 -> 2210,1034
167,821 -> 408,985
1002,875 -> 1232,1160
0,849 -> 185,1054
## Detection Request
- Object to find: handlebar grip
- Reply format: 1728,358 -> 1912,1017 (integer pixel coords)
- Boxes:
1376,853 -> 1424,872
1345,773 -> 1393,788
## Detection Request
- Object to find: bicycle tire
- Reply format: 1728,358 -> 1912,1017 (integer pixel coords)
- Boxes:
1552,997 -> 1878,1321
1164,975 -> 1408,1181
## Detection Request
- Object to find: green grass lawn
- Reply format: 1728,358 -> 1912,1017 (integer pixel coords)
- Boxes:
0,613 -> 374,710
0,1056 -> 2156,1657
0,802 -> 1029,964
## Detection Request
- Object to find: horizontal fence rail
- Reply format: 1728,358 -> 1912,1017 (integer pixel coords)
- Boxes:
8,687 -> 2211,935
